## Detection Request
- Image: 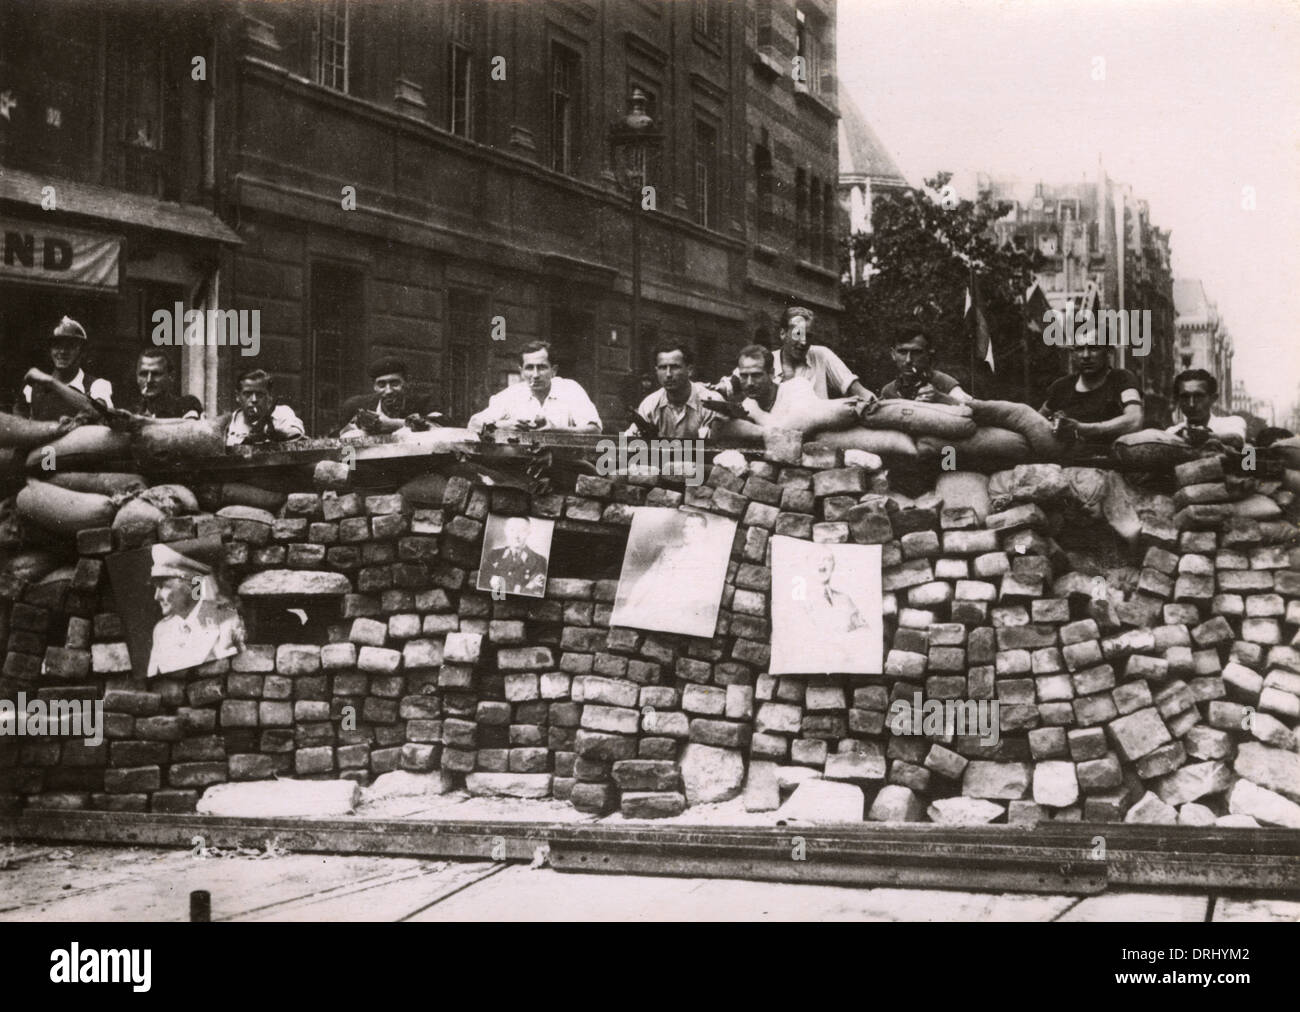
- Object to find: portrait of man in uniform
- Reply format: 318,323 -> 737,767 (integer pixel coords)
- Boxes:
770,537 -> 883,675
476,515 -> 554,598
106,537 -> 245,678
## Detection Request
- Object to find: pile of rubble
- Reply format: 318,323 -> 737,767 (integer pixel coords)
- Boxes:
0,446 -> 1296,828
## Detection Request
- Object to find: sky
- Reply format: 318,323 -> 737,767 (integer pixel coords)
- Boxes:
838,0 -> 1300,420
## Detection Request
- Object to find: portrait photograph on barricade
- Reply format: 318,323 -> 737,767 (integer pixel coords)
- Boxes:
769,537 -> 883,675
611,508 -> 736,638
476,513 -> 554,599
104,535 -> 244,678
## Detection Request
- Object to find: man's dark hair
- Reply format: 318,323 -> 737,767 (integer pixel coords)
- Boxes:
1255,426 -> 1295,448
519,340 -> 553,364
737,344 -> 774,372
1173,368 -> 1218,399
136,348 -> 171,371
652,340 -> 693,365
892,324 -> 933,348
237,368 -> 273,389
780,306 -> 815,330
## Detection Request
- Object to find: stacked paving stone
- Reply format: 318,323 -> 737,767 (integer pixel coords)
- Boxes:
1,449 -> 1297,828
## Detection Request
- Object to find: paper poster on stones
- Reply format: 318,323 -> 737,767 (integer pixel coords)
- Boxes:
611,508 -> 736,638
769,536 -> 883,675
475,514 -> 555,599
105,535 -> 245,678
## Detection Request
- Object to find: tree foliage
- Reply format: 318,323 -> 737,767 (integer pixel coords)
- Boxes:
840,173 -> 1044,400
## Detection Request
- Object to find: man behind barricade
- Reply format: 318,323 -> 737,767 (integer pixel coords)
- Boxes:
626,340 -> 720,439
217,368 -> 306,447
468,341 -> 601,432
1166,368 -> 1246,452
337,356 -> 440,438
21,316 -> 115,420
715,306 -> 878,409
879,325 -> 973,405
1039,332 -> 1143,454
119,349 -> 203,420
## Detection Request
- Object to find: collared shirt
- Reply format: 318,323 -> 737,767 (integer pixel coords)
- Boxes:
473,377 -> 601,430
772,346 -> 860,399
1166,413 -> 1247,444
23,369 -> 114,414
629,383 -> 719,439
224,404 -> 306,446
148,600 -> 243,677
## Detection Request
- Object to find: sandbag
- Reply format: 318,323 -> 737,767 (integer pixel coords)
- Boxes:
16,479 -> 116,537
47,472 -> 148,496
196,482 -> 287,513
969,399 -> 1063,459
859,399 -> 976,439
934,470 -> 991,521
1112,429 -> 1197,469
919,427 -> 1031,471
398,472 -> 450,507
987,464 -> 1070,510
805,426 -> 920,461
1283,468 -> 1300,497
1229,493 -> 1283,521
112,498 -> 165,546
769,397 -> 861,436
25,426 -> 132,471
1268,436 -> 1300,470
4,549 -> 59,583
37,564 -> 76,586
1063,467 -> 1110,517
138,483 -> 199,515
0,413 -> 77,451
132,419 -> 224,467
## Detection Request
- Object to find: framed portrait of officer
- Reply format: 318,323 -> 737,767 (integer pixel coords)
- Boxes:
105,535 -> 246,678
476,514 -> 555,599
611,508 -> 737,638
769,536 -> 883,675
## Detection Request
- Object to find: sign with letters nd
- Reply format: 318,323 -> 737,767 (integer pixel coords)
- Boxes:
1,217 -> 121,289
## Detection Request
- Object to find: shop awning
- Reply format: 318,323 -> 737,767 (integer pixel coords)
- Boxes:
0,166 -> 242,246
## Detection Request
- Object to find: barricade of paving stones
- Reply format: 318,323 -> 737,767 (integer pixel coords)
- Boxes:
0,450 -> 1297,828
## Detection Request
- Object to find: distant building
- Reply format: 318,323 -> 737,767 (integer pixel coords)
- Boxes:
836,89 -> 908,283
1173,279 -> 1233,395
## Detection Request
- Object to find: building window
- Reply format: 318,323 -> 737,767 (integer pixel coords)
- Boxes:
694,120 -> 719,229
313,0 -> 351,92
795,9 -> 819,94
450,44 -> 473,136
795,167 -> 808,256
309,262 -> 363,436
120,36 -> 167,197
756,0 -> 774,48
810,175 -> 823,263
693,0 -> 722,43
551,43 -> 581,175
755,142 -> 774,235
822,181 -> 836,266
447,290 -> 489,425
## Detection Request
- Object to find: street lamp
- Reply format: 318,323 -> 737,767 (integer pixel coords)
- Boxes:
608,88 -> 663,363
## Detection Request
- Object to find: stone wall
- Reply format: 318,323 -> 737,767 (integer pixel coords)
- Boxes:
1,447 -> 1298,828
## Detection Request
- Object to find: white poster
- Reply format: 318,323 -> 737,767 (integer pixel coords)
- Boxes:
0,218 -> 121,289
770,536 -> 883,675
611,508 -> 736,638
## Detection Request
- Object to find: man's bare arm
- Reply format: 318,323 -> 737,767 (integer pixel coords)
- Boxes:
1075,402 -> 1144,441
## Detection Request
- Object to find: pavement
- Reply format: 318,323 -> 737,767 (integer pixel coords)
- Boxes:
3,843 -> 1298,921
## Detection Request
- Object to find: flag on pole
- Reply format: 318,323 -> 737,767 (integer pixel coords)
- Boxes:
1023,280 -> 1053,333
965,268 -> 995,372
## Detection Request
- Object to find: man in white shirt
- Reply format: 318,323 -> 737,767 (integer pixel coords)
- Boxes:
772,305 -> 877,404
469,341 -> 602,432
1165,368 -> 1246,451
733,344 -> 823,426
627,341 -> 720,439
217,368 -> 306,447
147,544 -> 244,677
22,316 -> 114,420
